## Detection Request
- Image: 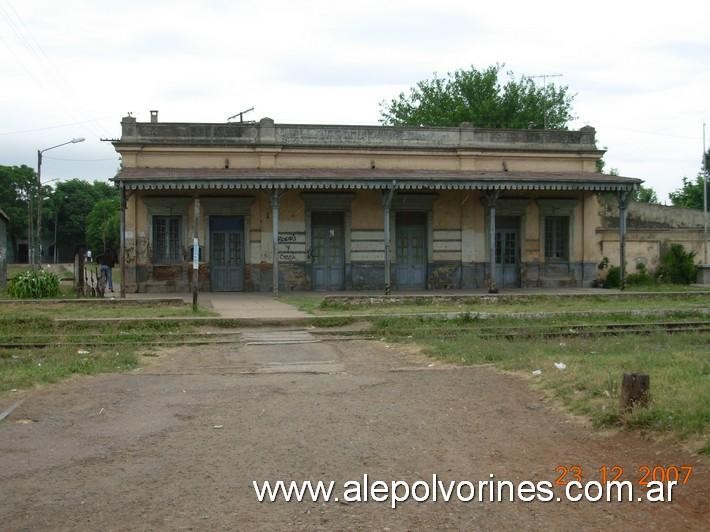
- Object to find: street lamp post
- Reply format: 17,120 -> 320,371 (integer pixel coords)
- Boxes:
35,137 -> 85,267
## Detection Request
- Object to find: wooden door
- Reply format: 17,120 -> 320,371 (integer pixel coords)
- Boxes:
210,216 -> 244,291
495,216 -> 520,288
311,213 -> 345,291
395,212 -> 427,289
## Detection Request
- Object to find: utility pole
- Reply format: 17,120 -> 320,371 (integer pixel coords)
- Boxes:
27,192 -> 33,265
54,211 -> 58,263
36,149 -> 42,269
530,73 -> 562,129
704,122 -> 708,265
35,137 -> 85,269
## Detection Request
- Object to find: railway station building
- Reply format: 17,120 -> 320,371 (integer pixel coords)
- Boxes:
112,113 -> 641,293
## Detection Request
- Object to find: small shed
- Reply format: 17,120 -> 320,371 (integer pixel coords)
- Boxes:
0,209 -> 8,287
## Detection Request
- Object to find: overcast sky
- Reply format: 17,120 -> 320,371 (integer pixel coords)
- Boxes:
1,0 -> 708,201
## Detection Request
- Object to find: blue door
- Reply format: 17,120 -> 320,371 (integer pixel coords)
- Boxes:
395,212 -> 427,289
311,213 -> 345,291
210,216 -> 244,291
495,216 -> 521,288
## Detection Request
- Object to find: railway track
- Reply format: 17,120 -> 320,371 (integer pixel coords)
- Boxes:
363,320 -> 710,340
0,320 -> 709,349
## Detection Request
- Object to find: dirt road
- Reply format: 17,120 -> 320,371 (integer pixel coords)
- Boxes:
1,328 -> 708,530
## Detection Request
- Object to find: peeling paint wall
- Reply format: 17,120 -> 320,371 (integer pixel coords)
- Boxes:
599,229 -> 706,271
127,148 -> 599,175
597,195 -> 707,272
123,189 -> 618,292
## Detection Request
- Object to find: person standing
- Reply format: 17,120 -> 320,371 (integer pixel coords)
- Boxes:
98,246 -> 117,291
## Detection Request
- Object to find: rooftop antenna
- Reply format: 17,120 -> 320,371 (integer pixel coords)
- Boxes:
227,107 -> 255,123
530,73 -> 562,129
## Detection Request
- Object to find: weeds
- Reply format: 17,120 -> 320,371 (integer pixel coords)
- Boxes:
0,320 -> 194,392
7,269 -> 60,299
372,316 -> 710,451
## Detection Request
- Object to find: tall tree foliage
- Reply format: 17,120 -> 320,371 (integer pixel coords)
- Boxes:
632,185 -> 659,204
380,64 -> 575,129
51,179 -> 118,248
669,174 -> 707,210
0,165 -> 36,249
0,171 -> 118,259
86,198 -> 120,252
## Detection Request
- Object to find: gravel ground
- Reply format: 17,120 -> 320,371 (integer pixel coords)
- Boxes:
1,329 -> 708,530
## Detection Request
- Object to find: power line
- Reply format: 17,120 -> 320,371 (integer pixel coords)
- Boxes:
0,117 -> 112,136
3,0 -> 105,137
44,156 -> 119,162
0,1 -> 110,138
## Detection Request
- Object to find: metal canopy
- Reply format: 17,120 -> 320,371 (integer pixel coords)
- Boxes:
114,168 -> 640,192
119,180 -> 635,192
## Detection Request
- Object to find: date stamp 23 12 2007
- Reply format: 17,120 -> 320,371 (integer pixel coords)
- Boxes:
555,464 -> 693,487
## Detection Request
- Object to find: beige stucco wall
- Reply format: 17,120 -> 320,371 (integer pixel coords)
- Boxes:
599,228 -> 705,271
127,190 -> 603,268
350,191 -> 383,230
123,186 -> 622,292
121,145 -> 600,175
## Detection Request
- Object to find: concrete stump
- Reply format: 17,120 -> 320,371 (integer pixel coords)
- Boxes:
620,373 -> 650,411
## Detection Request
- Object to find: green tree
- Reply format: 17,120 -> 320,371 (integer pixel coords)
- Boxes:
51,179 -> 118,248
668,174 -> 707,210
86,198 -> 120,252
380,64 -> 575,129
632,185 -> 659,204
0,164 -> 36,251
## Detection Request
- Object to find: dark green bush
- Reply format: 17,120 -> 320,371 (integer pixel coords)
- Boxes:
656,244 -> 698,284
603,265 -> 621,288
626,262 -> 655,286
7,269 -> 61,299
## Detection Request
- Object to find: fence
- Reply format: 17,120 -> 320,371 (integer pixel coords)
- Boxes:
74,253 -> 105,297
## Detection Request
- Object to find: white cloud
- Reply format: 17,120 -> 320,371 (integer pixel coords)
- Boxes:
0,0 -> 708,201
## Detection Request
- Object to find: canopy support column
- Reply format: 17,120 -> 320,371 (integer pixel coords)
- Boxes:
382,183 -> 396,295
483,190 -> 501,293
119,183 -> 126,298
618,189 -> 630,291
271,189 -> 281,297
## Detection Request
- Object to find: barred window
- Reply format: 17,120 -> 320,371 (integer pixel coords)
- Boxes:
544,216 -> 569,261
153,216 -> 181,263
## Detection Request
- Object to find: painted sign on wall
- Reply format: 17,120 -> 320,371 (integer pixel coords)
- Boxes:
278,233 -> 298,243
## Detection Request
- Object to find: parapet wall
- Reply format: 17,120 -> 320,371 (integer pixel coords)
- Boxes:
599,194 -> 706,229
118,116 -> 600,153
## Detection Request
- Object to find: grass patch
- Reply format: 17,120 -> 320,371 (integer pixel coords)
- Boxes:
0,346 -> 139,391
372,316 -> 710,451
624,284 -> 709,292
313,293 -> 710,316
309,316 -> 356,328
0,320 -> 194,393
370,309 -> 710,331
0,301 -> 216,319
278,294 -> 324,314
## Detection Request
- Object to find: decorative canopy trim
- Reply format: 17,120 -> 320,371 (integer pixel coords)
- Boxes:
118,179 -> 637,192
115,167 -> 641,192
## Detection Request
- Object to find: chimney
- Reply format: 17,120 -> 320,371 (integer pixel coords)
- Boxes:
150,110 -> 159,123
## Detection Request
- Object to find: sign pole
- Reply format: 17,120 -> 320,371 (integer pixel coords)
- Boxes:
192,198 -> 200,312
703,122 -> 707,265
